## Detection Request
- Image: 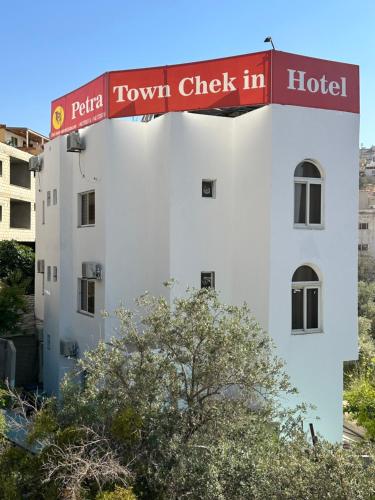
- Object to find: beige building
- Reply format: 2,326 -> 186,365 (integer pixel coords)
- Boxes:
0,124 -> 48,247
359,190 -> 375,257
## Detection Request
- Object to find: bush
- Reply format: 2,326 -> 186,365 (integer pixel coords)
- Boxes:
96,486 -> 136,500
345,377 -> 375,440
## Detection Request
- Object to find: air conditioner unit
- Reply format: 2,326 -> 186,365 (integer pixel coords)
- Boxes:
29,156 -> 43,172
82,262 -> 103,280
60,340 -> 78,358
67,131 -> 85,152
37,259 -> 45,273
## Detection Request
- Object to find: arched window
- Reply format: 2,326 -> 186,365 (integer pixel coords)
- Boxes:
294,161 -> 323,227
292,265 -> 321,333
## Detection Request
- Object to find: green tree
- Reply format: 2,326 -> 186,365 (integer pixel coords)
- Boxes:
0,240 -> 34,293
358,255 -> 375,283
0,276 -> 28,335
1,286 -> 375,499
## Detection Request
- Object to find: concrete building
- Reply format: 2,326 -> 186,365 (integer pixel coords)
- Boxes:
359,190 -> 375,256
35,101 -> 359,442
0,125 -> 48,246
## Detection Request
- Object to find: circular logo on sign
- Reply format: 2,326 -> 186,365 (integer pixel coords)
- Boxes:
52,105 -> 65,130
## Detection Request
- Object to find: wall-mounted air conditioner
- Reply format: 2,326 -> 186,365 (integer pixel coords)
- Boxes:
67,131 -> 85,152
60,340 -> 78,358
29,156 -> 43,172
82,262 -> 103,280
37,259 -> 45,273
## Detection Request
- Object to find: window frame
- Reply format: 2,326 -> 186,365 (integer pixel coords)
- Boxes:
358,243 -> 369,252
201,271 -> 215,289
78,190 -> 95,227
78,278 -> 95,316
292,277 -> 322,335
202,179 -> 216,199
293,161 -> 324,229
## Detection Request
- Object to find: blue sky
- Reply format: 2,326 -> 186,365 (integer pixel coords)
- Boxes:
1,0 -> 374,145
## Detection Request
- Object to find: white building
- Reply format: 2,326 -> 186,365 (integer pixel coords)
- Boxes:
35,103 -> 359,443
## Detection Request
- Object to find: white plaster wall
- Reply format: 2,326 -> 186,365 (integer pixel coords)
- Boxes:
167,112 -> 234,303
103,118 -> 170,330
231,107 -> 272,329
35,137 -> 62,393
268,105 -> 359,441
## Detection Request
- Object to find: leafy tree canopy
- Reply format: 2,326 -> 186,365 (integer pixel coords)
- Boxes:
0,240 -> 34,293
1,287 -> 374,499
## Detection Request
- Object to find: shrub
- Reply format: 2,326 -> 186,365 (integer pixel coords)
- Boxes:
345,377 -> 375,440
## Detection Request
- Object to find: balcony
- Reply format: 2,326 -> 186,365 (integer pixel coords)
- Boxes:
10,199 -> 31,229
10,157 -> 31,189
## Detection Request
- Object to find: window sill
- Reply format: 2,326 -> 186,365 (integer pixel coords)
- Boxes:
9,183 -> 31,190
77,310 -> 94,318
291,329 -> 323,335
293,224 -> 324,230
77,224 -> 95,228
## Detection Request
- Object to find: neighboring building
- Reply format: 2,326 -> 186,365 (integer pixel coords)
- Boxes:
35,51 -> 359,443
0,124 -> 48,155
0,125 -> 48,247
360,145 -> 375,176
359,190 -> 375,258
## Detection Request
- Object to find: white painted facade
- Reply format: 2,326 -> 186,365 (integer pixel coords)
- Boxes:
35,104 -> 359,442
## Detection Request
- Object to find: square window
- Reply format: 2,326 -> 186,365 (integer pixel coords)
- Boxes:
0,205 -> 2,222
201,271 -> 215,289
79,191 -> 95,226
47,266 -> 51,281
0,160 -> 2,176
53,189 -> 57,205
359,222 -> 368,230
47,191 -> 51,207
202,180 -> 216,198
53,266 -> 57,282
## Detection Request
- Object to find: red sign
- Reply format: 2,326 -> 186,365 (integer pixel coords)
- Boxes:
50,75 -> 107,138
50,51 -> 359,137
271,51 -> 359,113
109,51 -> 271,118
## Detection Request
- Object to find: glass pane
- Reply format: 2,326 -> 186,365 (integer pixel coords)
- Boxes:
309,184 -> 321,224
80,279 -> 87,311
292,266 -> 319,282
88,281 -> 95,314
292,289 -> 304,330
294,183 -> 306,224
307,288 -> 319,329
294,161 -> 321,178
88,192 -> 95,225
81,194 -> 88,225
